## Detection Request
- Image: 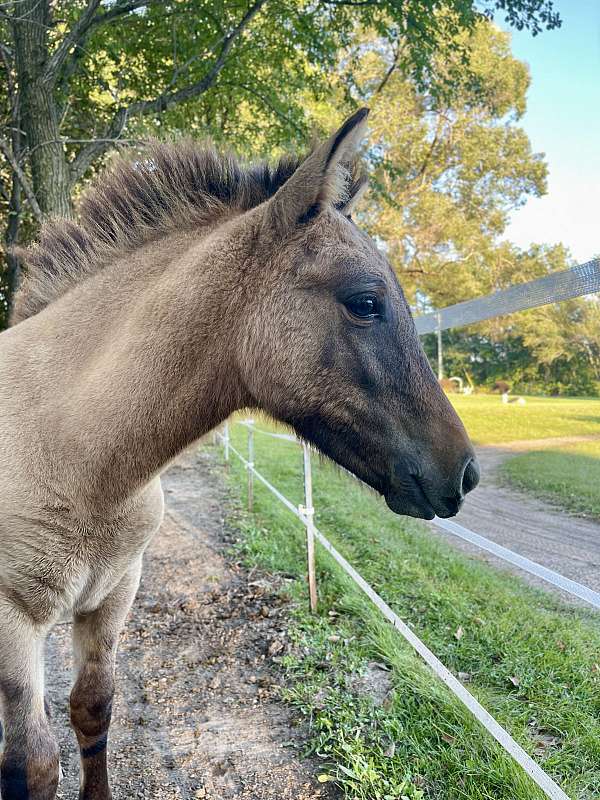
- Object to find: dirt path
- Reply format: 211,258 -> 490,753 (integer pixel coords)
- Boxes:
47,449 -> 336,799
434,438 -> 600,596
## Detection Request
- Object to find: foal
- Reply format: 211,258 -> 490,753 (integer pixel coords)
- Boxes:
0,109 -> 478,799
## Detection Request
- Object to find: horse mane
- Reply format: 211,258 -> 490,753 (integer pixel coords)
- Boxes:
11,139 -> 362,325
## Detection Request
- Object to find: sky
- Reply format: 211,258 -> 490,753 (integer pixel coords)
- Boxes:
498,0 -> 600,263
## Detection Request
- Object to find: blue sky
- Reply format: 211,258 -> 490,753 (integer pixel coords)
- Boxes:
498,0 -> 600,263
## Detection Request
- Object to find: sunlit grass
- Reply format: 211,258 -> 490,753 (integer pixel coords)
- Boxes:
448,394 -> 600,445
212,421 -> 600,800
447,394 -> 600,515
502,439 -> 600,519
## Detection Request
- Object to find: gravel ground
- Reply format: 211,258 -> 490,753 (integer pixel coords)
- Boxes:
430,439 -> 600,598
46,448 -> 337,799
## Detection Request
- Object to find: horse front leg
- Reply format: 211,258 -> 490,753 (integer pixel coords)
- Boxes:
0,597 -> 60,800
70,561 -> 142,800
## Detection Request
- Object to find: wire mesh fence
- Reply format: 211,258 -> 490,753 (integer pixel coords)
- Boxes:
414,258 -> 600,335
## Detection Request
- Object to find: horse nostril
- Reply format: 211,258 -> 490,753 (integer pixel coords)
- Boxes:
461,457 -> 480,495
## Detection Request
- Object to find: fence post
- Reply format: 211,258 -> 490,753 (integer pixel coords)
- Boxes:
247,419 -> 254,512
301,443 -> 318,613
436,311 -> 443,380
223,420 -> 230,463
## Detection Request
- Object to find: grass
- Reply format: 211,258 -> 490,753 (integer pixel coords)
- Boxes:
448,394 -> 600,516
501,439 -> 600,519
448,394 -> 600,445
212,420 -> 600,800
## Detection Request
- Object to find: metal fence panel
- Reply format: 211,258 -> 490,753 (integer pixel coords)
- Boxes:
415,258 -> 600,334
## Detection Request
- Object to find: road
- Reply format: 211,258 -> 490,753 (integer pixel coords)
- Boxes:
430,438 -> 600,598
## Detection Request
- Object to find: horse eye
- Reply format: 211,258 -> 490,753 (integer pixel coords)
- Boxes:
345,293 -> 380,321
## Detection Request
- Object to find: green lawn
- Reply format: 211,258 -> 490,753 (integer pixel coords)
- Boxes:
448,394 -> 600,516
448,394 -> 600,445
501,439 -> 600,519
212,421 -> 600,800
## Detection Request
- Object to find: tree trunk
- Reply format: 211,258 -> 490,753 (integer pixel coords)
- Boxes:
13,0 -> 73,218
2,157 -> 22,328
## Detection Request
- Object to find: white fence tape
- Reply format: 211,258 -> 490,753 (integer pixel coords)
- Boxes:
311,527 -> 570,800
431,517 -> 600,610
215,425 -> 572,800
231,423 -> 600,611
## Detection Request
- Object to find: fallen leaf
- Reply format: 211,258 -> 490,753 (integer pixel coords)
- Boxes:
458,672 -> 471,682
268,639 -> 284,656
313,689 -> 328,710
372,661 -> 391,672
317,774 -> 334,783
508,675 -> 520,688
533,733 -> 560,754
441,732 -> 456,745
383,742 -> 396,758
454,626 -> 464,641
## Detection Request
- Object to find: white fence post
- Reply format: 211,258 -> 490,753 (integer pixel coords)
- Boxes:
301,443 -> 318,613
247,419 -> 254,512
223,420 -> 230,464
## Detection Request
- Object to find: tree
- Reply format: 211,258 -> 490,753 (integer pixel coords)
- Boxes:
0,0 -> 559,325
324,20 -> 599,395
342,21 -> 548,309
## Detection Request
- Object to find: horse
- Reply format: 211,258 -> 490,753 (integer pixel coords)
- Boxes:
0,108 -> 479,799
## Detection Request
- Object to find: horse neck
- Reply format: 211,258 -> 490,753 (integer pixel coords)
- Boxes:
34,225 -> 253,515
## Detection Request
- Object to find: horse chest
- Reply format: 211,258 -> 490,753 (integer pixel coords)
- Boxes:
0,479 -> 164,623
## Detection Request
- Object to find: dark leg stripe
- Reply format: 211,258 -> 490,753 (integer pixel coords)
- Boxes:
1,765 -> 29,800
81,734 -> 108,759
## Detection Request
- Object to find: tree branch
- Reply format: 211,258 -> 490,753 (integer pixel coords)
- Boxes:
373,45 -> 400,95
0,136 -> 43,223
91,0 -> 154,26
319,0 -> 381,6
50,1 -> 161,91
69,108 -> 130,183
222,80 -> 305,134
125,0 -> 268,117
69,0 -> 268,182
44,0 -> 102,85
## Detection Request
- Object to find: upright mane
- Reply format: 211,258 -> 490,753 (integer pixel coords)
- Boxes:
12,139 -> 359,325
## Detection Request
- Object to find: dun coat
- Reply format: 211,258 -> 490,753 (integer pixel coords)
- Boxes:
0,109 -> 478,799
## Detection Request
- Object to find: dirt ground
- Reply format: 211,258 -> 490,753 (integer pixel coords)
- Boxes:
46,448 -> 337,799
434,438 -> 600,596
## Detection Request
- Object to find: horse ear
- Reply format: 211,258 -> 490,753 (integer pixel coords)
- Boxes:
265,107 -> 369,237
337,172 -> 369,218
